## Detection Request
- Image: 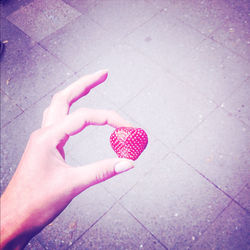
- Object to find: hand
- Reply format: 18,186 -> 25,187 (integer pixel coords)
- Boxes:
0,70 -> 134,250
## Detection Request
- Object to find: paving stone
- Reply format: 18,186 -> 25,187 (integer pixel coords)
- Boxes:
62,0 -> 97,14
234,184 -> 250,212
224,0 -> 250,14
125,11 -> 206,71
120,153 -> 231,249
1,39 -> 73,109
0,75 -> 77,194
176,108 -> 250,198
171,38 -> 249,105
40,15 -> 115,72
87,0 -> 160,40
146,0 -> 234,35
192,201 -> 250,250
37,184 -> 116,249
7,0 -> 81,42
0,89 -> 23,128
0,0 -> 33,18
211,7 -> 250,60
77,43 -> 166,109
121,72 -> 216,149
69,203 -> 167,250
24,237 -> 44,250
103,138 -> 169,200
221,79 -> 250,127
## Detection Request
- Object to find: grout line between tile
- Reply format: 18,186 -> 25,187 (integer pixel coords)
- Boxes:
67,200 -> 118,249
118,201 -> 169,250
173,152 -> 250,214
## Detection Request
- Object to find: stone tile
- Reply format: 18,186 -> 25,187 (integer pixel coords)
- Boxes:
0,89 -> 23,128
62,0 -> 97,14
7,0 -> 81,42
192,201 -> 250,250
77,43 -> 166,109
120,153 -> 231,249
224,0 -> 250,14
171,38 -> 249,105
0,76 -> 77,194
103,138 -> 169,200
222,79 -> 250,127
0,17 -> 36,77
121,72 -> 216,149
25,237 -> 44,250
176,108 -> 250,198
87,0 -> 160,40
146,0 -> 234,35
69,203 -> 166,250
0,109 -> 39,194
37,184 -> 116,249
125,11 -> 206,70
40,15 -> 115,72
234,184 -> 250,212
0,40 -> 73,110
0,0 -> 33,18
211,9 -> 250,61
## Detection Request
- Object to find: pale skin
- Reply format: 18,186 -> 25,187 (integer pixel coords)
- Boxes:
0,70 -> 134,250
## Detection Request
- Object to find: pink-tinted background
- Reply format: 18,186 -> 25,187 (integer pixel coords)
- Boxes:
0,0 -> 249,249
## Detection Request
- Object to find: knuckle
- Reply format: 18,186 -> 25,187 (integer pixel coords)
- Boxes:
29,128 -> 50,145
107,110 -> 118,117
51,91 -> 67,104
43,107 -> 49,116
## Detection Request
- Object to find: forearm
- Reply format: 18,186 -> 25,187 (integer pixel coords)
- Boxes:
0,181 -> 36,250
1,197 -> 29,250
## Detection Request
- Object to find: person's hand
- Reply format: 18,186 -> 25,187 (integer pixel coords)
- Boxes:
0,70 -> 134,250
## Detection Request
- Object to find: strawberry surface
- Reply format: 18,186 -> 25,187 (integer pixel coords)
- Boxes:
110,127 -> 148,160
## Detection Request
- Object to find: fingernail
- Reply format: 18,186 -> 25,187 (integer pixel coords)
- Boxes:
115,160 -> 134,174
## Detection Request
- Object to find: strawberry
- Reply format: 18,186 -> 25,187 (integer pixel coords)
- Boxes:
110,127 -> 148,160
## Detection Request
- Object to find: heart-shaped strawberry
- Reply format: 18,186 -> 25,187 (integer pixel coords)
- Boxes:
110,127 -> 148,160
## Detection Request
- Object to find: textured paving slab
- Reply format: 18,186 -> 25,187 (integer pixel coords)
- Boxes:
77,43 -> 167,109
0,0 -> 33,18
103,138 -> 169,200
234,184 -> 250,212
221,79 -> 250,127
192,201 -> 250,250
37,184 -> 116,249
69,203 -> 166,250
125,10 -> 206,70
0,34 -> 73,110
86,0 -> 160,40
40,15 -> 115,72
120,153 -> 231,249
121,72 -> 216,149
62,0 -> 98,14
6,0 -> 81,42
146,0 -> 234,36
176,108 -> 250,198
0,75 -> 77,195
171,38 -> 249,105
0,89 -> 23,128
24,237 -> 44,250
211,8 -> 250,60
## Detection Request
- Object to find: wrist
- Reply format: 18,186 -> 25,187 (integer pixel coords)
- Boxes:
0,190 -> 34,249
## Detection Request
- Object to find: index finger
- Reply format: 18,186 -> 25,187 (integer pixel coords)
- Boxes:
43,70 -> 108,127
64,69 -> 109,106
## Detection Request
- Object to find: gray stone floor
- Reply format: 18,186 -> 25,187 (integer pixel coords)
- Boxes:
0,0 -> 249,249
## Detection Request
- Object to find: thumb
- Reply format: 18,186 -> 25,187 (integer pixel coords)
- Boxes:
69,158 -> 134,195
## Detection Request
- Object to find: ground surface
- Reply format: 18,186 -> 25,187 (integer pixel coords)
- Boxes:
0,0 -> 249,249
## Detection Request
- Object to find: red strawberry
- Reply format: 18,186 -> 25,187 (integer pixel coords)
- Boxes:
110,127 -> 148,160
